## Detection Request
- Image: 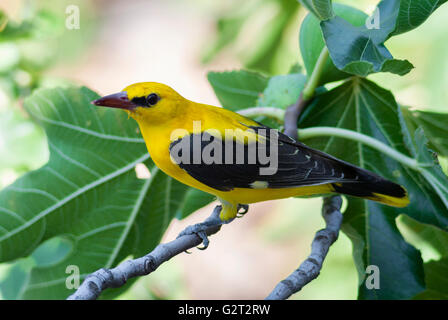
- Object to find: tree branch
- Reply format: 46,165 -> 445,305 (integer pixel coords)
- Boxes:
67,206 -> 224,300
266,195 -> 343,300
68,196 -> 343,300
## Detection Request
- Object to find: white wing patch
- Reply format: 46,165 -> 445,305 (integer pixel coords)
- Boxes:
250,181 -> 269,189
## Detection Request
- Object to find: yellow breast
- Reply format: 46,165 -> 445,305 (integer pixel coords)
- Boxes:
136,102 -> 257,198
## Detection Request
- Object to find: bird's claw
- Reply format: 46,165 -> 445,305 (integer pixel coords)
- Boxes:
177,206 -> 223,251
195,230 -> 209,250
177,225 -> 211,251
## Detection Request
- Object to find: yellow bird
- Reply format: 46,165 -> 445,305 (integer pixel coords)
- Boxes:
93,82 -> 409,240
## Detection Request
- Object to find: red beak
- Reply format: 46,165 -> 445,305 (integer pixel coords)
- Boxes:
91,92 -> 138,110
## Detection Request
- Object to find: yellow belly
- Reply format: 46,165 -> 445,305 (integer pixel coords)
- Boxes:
222,184 -> 333,204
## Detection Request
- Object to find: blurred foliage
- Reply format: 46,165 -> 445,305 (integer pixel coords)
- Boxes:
0,0 -> 98,299
0,0 -> 97,189
205,0 -> 448,112
0,1 -> 96,100
397,215 -> 448,299
257,197 -> 358,299
201,0 -> 301,74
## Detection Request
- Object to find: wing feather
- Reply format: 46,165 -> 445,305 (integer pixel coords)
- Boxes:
169,125 -> 377,192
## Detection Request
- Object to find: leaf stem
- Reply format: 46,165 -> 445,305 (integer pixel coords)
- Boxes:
238,107 -> 285,123
298,126 -> 420,170
302,47 -> 329,100
238,107 -> 420,170
283,46 -> 329,139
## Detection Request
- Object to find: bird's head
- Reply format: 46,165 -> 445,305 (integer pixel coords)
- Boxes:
92,82 -> 185,124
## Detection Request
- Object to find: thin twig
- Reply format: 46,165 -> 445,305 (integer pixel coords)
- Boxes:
67,206 -> 224,300
269,56 -> 343,299
283,92 -> 310,140
283,47 -> 329,140
266,195 -> 343,300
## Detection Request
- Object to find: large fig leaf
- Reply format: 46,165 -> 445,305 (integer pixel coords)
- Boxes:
0,86 -> 210,299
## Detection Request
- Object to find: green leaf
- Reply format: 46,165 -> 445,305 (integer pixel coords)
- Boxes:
0,108 -> 48,175
178,189 -> 215,220
401,108 -> 448,157
299,0 -> 334,20
0,259 -> 33,299
254,72 -> 308,129
298,77 -> 448,298
208,70 -> 307,128
299,4 -> 368,84
440,157 -> 448,176
0,86 -> 209,299
424,258 -> 448,295
0,11 -> 7,32
311,0 -> 448,77
208,70 -> 306,112
0,13 -> 33,42
207,70 -> 269,111
391,0 -> 448,36
413,128 -> 448,216
414,258 -> 448,299
0,237 -> 72,299
321,16 -> 414,77
397,215 -> 448,261
257,73 -> 307,109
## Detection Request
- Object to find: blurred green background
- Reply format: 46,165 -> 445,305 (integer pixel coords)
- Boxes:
0,0 -> 446,299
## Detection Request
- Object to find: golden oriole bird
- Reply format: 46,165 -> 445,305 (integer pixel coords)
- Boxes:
93,82 -> 409,238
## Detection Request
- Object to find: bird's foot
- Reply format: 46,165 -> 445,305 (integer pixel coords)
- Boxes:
177,205 -> 224,250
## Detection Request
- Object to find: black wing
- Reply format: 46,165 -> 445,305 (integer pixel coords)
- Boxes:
168,125 -> 383,192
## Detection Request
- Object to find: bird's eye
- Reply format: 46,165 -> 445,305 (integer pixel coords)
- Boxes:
146,93 -> 160,106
